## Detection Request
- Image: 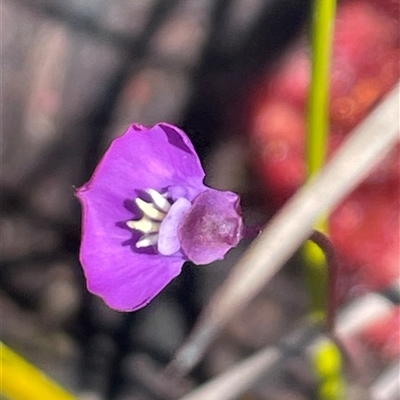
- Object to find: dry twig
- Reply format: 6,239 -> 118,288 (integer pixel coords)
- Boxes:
177,293 -> 394,400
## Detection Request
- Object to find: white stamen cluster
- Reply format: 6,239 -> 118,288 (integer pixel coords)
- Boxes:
127,189 -> 171,248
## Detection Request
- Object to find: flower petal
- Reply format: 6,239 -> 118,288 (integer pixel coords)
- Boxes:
76,123 -> 204,311
78,188 -> 184,311
158,197 -> 192,256
79,123 -> 206,206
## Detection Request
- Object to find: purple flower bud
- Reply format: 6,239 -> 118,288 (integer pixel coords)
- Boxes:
77,123 -> 243,311
179,190 -> 243,265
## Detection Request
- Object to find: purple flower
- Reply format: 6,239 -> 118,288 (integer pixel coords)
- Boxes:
77,123 -> 243,311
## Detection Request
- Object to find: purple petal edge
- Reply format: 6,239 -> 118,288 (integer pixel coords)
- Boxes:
77,188 -> 185,311
76,123 -> 206,311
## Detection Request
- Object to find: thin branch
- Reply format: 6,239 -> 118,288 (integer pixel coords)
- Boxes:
176,293 -> 394,400
167,82 -> 400,376
177,324 -> 319,400
370,359 -> 400,400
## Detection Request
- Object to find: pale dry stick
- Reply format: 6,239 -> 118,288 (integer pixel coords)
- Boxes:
334,293 -> 394,338
370,359 -> 400,400
167,82 -> 400,376
177,293 -> 394,400
177,324 -> 319,400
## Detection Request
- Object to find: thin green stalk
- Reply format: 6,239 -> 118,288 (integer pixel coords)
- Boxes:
304,0 -> 346,399
304,0 -> 336,324
312,339 -> 346,400
307,0 -> 336,178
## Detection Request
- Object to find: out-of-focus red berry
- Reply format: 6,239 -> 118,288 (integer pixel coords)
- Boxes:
358,307 -> 400,359
368,0 -> 400,20
331,184 -> 400,292
252,101 -> 305,203
247,0 -> 400,296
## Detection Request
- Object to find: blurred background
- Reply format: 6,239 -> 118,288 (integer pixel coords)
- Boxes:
1,0 -> 399,399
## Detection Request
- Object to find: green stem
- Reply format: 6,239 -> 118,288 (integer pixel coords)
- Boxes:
309,230 -> 338,332
312,338 -> 346,400
304,0 -> 337,325
307,0 -> 336,177
305,1 -> 346,399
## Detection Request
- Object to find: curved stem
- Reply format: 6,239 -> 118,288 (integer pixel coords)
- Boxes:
304,0 -> 337,326
306,0 -> 345,398
309,230 -> 339,332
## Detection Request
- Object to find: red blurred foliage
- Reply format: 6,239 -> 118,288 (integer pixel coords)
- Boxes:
248,0 -> 400,296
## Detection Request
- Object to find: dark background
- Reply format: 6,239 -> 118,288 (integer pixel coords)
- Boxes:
1,1 -> 322,399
